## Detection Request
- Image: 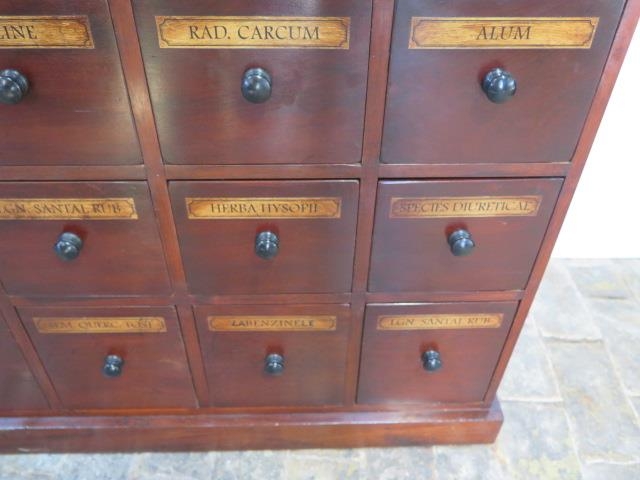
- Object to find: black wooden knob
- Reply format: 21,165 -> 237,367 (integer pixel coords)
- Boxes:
0,69 -> 29,105
255,231 -> 279,260
241,67 -> 272,103
422,350 -> 442,372
482,68 -> 516,104
448,229 -> 475,257
102,355 -> 124,378
264,353 -> 284,376
54,232 -> 83,261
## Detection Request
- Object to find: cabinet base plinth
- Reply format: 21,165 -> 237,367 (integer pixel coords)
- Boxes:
0,400 -> 502,452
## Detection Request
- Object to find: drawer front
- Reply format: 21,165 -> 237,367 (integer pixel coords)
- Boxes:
0,1 -> 141,166
381,0 -> 625,164
195,304 -> 351,407
358,302 -> 517,404
19,307 -> 197,410
133,0 -> 371,165
0,182 -> 171,296
369,179 -> 562,293
170,181 -> 358,295
0,317 -> 48,411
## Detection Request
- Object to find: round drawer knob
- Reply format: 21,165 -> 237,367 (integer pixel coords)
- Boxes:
255,231 -> 279,260
448,229 -> 475,257
422,350 -> 442,372
54,232 -> 83,261
241,67 -> 272,104
482,68 -> 516,104
102,354 -> 124,378
264,353 -> 285,376
0,69 -> 29,105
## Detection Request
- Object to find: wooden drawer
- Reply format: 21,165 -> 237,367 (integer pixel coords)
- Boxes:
369,179 -> 562,293
194,304 -> 351,407
0,182 -> 171,297
19,307 -> 197,410
381,0 -> 625,164
0,1 -> 141,166
133,0 -> 371,165
170,181 -> 358,295
0,316 -> 48,411
358,302 -> 517,405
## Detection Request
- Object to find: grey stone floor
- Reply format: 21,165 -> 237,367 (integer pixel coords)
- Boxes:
0,259 -> 639,479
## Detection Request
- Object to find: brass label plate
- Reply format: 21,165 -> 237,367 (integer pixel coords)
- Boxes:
0,16 -> 94,49
186,197 -> 342,219
409,17 -> 599,49
377,314 -> 503,330
34,317 -> 167,334
0,198 -> 138,220
208,315 -> 337,332
389,196 -> 541,218
156,16 -> 350,49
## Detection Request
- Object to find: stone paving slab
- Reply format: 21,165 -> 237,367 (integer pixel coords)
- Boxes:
128,452 -> 216,480
565,259 -> 631,300
546,339 -> 640,463
360,447 -> 434,480
435,402 -> 580,480
283,449 -> 364,480
632,396 -> 640,422
530,262 -> 602,340
0,453 -> 133,480
210,451 -> 286,480
499,318 -> 561,402
581,462 -> 640,480
586,297 -> 640,395
614,258 -> 640,301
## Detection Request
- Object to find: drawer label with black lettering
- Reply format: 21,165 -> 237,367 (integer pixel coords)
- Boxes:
389,196 -> 541,218
186,197 -> 342,219
156,16 -> 350,49
208,315 -> 337,332
376,314 -> 503,330
409,17 -> 598,49
34,317 -> 167,334
0,198 -> 138,220
0,16 -> 94,49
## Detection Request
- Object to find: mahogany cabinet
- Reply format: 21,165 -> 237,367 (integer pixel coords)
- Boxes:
0,0 -> 636,451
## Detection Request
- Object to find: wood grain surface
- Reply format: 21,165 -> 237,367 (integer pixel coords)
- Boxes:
194,304 -> 352,407
0,1 -> 141,166
19,306 -> 197,410
382,0 -> 627,164
358,302 -> 517,404
369,178 -> 563,293
0,182 -> 171,296
133,0 -> 371,165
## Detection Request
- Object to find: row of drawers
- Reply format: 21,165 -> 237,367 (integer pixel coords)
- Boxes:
0,179 -> 562,296
0,0 -> 624,166
1,301 -> 516,410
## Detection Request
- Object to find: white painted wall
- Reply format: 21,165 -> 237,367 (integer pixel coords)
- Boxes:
553,25 -> 640,258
